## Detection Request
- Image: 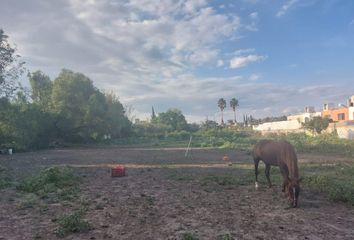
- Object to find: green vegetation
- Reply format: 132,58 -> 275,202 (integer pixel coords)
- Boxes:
17,167 -> 79,200
303,116 -> 330,134
302,164 -> 354,205
1,29 -> 131,150
0,69 -> 132,151
181,232 -> 199,240
221,233 -> 233,240
17,193 -> 38,209
0,29 -> 26,98
55,210 -> 91,237
0,165 -> 11,189
201,175 -> 239,186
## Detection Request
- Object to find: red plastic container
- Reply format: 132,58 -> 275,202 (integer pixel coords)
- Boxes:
111,165 -> 126,177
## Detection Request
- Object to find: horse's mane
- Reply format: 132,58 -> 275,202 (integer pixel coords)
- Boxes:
279,141 -> 299,179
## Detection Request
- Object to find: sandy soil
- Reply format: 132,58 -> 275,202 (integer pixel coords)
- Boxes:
1,147 -> 354,240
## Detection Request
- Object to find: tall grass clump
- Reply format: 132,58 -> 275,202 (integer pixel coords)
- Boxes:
303,164 -> 354,205
17,167 -> 79,199
0,165 -> 12,189
55,210 -> 90,237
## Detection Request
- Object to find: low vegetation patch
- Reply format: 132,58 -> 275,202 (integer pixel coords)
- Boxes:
17,167 -> 80,200
180,232 -> 199,240
0,165 -> 12,189
55,210 -> 91,237
126,128 -> 354,158
221,233 -> 233,240
17,193 -> 38,209
302,164 -> 354,205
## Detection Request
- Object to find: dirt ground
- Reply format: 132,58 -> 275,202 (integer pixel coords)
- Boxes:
1,147 -> 354,240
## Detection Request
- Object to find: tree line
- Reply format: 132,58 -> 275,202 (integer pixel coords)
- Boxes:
0,29 -> 131,150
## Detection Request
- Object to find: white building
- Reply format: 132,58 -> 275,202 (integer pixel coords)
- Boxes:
348,95 -> 354,120
287,106 -> 321,123
253,120 -> 303,133
349,107 -> 354,121
326,121 -> 354,140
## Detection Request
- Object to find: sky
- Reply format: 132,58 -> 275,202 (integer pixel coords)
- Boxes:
1,0 -> 354,123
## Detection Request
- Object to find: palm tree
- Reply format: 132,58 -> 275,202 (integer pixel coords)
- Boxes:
230,98 -> 239,124
217,98 -> 226,125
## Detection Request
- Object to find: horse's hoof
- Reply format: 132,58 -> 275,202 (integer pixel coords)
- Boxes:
255,182 -> 259,189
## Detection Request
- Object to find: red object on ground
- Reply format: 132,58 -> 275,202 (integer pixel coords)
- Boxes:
111,165 -> 126,177
223,155 -> 230,161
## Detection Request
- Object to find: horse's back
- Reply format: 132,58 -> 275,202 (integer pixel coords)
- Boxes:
253,140 -> 296,163
253,140 -> 279,164
253,139 -> 299,177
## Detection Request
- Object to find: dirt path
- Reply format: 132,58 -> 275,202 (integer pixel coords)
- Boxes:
1,147 -> 354,239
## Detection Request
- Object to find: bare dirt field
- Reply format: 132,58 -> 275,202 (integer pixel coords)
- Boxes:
1,147 -> 354,240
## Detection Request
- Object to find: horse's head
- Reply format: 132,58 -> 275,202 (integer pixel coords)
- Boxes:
286,178 -> 301,208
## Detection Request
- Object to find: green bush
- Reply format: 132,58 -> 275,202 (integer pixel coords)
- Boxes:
303,168 -> 354,205
0,165 -> 11,189
181,232 -> 199,240
17,167 -> 79,199
55,210 -> 90,237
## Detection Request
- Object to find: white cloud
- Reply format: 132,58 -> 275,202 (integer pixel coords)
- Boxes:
249,73 -> 261,81
276,0 -> 298,17
230,55 -> 266,69
249,12 -> 258,19
233,48 -> 256,56
217,59 -> 224,67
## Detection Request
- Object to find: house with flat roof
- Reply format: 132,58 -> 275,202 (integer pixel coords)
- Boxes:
321,103 -> 349,122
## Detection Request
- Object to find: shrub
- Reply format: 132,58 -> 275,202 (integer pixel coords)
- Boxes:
303,169 -> 354,206
55,210 -> 90,237
17,167 -> 79,199
181,232 -> 199,240
0,165 -> 11,189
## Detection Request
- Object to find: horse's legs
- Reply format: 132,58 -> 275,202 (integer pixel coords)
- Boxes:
280,164 -> 289,192
254,158 -> 260,189
265,164 -> 272,188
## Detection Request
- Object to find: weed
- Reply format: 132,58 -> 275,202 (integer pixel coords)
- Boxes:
221,233 -> 233,240
17,193 -> 38,209
201,176 -> 237,186
55,210 -> 90,237
303,165 -> 354,206
169,174 -> 194,181
181,232 -> 199,240
0,165 -> 12,189
17,167 -> 79,199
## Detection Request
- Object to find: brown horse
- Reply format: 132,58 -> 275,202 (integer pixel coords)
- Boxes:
252,139 -> 301,207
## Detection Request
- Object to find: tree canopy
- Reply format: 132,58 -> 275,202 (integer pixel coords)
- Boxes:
154,108 -> 188,131
303,116 -> 330,134
0,29 -> 26,98
0,67 -> 132,149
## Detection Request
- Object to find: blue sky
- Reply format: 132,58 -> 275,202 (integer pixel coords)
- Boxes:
1,0 -> 354,123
